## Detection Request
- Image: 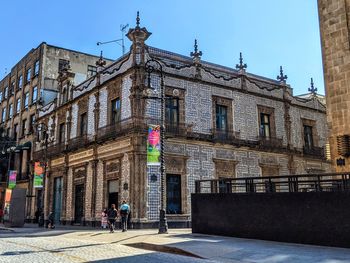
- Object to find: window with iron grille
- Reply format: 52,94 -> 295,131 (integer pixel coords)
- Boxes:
24,92 -> 29,109
32,86 -> 38,103
1,108 -> 6,122
304,125 -> 314,149
111,98 -> 121,124
16,98 -> 21,114
260,113 -> 271,138
216,104 -> 228,131
58,59 -> 69,72
18,75 -> 23,89
80,112 -> 88,136
26,68 -> 31,83
22,119 -> 27,136
166,97 -> 179,128
9,103 -> 13,118
87,65 -> 97,78
59,123 -> 65,143
34,60 -> 40,76
29,114 -> 35,133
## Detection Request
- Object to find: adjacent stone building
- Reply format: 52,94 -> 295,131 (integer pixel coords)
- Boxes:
34,16 -> 331,227
318,0 -> 350,171
0,43 -> 113,220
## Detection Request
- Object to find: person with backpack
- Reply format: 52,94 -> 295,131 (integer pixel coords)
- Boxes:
120,200 -> 130,232
107,204 -> 118,233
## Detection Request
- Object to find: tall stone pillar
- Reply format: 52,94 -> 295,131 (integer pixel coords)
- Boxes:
318,0 -> 350,171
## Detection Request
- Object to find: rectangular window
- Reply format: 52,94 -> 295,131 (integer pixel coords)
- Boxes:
111,98 -> 121,124
34,60 -> 40,76
166,174 -> 182,214
9,104 -> 13,118
29,114 -> 35,133
32,86 -> 38,103
16,98 -> 21,114
0,91 -> 2,102
304,125 -> 314,149
24,92 -> 29,109
13,123 -> 18,141
1,108 -> 6,122
9,81 -> 15,96
58,59 -> 69,72
260,113 -> 271,138
4,86 -> 8,99
80,112 -> 87,136
59,123 -> 65,143
26,68 -> 31,83
22,119 -> 27,136
18,75 -> 23,89
166,98 -> 179,128
216,104 -> 228,131
87,65 -> 97,78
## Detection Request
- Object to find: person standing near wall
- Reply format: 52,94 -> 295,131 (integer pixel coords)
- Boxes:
107,204 -> 118,233
120,200 -> 130,232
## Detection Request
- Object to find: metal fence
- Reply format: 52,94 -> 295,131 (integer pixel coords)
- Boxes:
195,173 -> 350,194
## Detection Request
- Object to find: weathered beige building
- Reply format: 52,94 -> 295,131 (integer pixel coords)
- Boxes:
34,16 -> 331,227
0,43 -> 112,221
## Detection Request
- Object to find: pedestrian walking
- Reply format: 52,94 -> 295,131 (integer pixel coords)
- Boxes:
48,212 -> 55,229
101,208 -> 108,229
120,200 -> 130,232
107,204 -> 118,233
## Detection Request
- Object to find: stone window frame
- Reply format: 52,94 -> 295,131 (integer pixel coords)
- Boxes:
165,86 -> 185,126
257,105 -> 276,138
71,163 -> 88,224
164,154 -> 189,215
213,158 -> 238,193
107,79 -> 122,126
301,118 -> 319,148
48,166 -> 66,221
212,96 -> 233,133
77,98 -> 89,137
259,163 -> 281,192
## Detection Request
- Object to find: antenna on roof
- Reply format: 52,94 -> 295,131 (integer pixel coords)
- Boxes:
97,23 -> 129,55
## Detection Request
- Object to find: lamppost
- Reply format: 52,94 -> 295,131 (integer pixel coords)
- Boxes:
36,123 -> 49,227
145,58 -> 168,234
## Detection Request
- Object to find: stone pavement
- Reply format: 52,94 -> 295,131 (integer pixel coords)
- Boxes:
1,226 -> 350,262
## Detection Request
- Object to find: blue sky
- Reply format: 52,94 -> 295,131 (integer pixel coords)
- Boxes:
0,0 -> 323,95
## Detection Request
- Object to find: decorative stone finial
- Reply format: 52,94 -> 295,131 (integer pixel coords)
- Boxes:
308,77 -> 318,94
96,51 -> 106,68
190,39 -> 203,60
277,66 -> 288,83
136,11 -> 140,28
236,52 -> 247,71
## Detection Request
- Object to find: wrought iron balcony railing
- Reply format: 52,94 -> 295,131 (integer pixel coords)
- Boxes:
256,135 -> 283,149
303,146 -> 325,158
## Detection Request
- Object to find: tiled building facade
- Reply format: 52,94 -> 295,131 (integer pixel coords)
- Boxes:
35,17 -> 331,227
0,43 -> 112,221
318,0 -> 350,171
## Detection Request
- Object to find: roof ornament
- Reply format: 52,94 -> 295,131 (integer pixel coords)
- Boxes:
277,66 -> 288,83
96,51 -> 106,68
236,52 -> 247,72
190,39 -> 203,61
308,77 -> 318,94
136,11 -> 140,28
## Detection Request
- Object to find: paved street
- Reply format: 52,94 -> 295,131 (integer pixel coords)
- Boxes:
1,226 -> 350,262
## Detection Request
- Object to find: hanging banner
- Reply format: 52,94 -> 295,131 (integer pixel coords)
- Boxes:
147,125 -> 161,166
34,162 -> 45,188
8,170 -> 17,189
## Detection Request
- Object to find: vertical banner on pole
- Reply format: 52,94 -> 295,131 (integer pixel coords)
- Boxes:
147,125 -> 161,166
34,162 -> 44,188
8,170 -> 17,189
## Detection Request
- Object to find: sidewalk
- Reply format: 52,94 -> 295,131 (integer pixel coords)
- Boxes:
60,229 -> 350,262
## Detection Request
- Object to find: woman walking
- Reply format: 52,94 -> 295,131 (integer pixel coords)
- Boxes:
101,208 -> 108,229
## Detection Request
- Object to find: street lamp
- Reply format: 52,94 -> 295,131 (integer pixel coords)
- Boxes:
35,123 -> 50,227
145,58 -> 168,234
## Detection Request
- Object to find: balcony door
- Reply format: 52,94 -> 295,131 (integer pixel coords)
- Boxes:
166,174 -> 181,214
